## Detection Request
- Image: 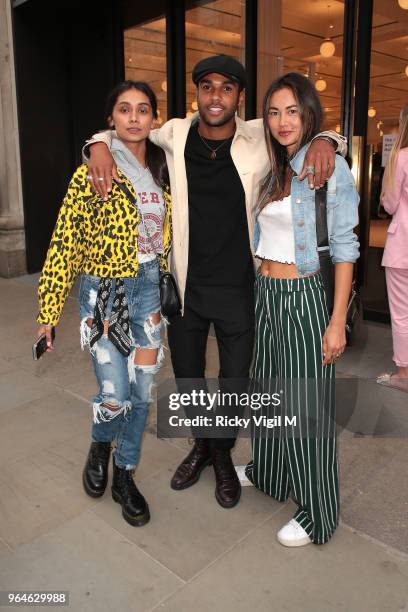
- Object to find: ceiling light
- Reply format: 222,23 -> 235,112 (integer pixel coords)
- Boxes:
335,124 -> 341,133
405,65 -> 408,76
320,39 -> 336,57
191,100 -> 198,111
161,80 -> 167,92
315,78 -> 327,92
368,107 -> 376,118
398,0 -> 408,9
321,4 -> 336,57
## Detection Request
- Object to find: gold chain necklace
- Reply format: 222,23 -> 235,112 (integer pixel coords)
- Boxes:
197,130 -> 231,160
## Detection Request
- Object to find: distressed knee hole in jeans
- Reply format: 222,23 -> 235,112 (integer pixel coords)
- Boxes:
128,344 -> 164,383
126,312 -> 163,382
93,379 -> 132,424
143,312 -> 162,348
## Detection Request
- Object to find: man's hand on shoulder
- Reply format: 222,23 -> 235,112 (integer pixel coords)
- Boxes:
88,142 -> 121,199
298,138 -> 336,190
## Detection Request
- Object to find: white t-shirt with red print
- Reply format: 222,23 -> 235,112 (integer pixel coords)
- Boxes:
111,136 -> 165,263
133,167 -> 165,262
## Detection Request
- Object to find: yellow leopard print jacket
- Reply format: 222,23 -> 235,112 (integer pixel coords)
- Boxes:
37,164 -> 172,326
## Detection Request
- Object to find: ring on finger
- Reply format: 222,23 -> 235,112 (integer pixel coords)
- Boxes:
305,165 -> 315,174
98,177 -> 105,182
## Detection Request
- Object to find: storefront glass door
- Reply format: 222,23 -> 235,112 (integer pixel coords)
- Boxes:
361,0 -> 408,321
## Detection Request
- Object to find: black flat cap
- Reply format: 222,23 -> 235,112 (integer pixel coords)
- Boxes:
192,54 -> 247,89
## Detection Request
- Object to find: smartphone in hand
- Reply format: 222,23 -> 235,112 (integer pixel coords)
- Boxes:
32,327 -> 56,360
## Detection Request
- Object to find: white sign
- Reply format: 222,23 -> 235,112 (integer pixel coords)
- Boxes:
382,134 -> 397,167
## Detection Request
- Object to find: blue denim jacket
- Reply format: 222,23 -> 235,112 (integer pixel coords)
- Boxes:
253,144 -> 360,275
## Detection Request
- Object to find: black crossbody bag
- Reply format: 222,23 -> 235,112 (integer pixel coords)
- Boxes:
315,184 -> 361,345
118,182 -> 181,318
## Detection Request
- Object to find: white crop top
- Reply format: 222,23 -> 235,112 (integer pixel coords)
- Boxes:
255,195 -> 296,263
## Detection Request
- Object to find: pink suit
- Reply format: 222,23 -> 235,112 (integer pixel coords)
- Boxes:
382,147 -> 408,367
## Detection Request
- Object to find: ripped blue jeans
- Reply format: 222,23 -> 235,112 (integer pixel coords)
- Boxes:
78,260 -> 163,470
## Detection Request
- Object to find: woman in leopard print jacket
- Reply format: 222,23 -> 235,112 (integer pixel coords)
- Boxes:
36,81 -> 172,528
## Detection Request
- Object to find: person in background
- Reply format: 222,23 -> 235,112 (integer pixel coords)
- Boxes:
246,72 -> 359,546
36,80 -> 171,526
377,105 -> 408,390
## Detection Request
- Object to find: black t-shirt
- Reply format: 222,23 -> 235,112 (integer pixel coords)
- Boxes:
185,123 -> 253,287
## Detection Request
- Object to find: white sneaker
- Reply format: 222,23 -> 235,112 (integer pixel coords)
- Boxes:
277,519 -> 312,547
234,465 -> 254,487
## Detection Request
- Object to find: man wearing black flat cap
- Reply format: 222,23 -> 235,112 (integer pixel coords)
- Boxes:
85,55 -> 346,509
191,54 -> 248,91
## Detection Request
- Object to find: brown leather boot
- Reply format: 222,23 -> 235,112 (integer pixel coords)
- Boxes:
170,439 -> 211,490
211,448 -> 241,508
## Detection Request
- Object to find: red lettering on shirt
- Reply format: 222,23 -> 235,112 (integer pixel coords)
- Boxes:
139,192 -> 148,204
151,192 -> 160,204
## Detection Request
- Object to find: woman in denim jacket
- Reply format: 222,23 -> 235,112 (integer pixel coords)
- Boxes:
36,81 -> 171,528
245,73 -> 359,547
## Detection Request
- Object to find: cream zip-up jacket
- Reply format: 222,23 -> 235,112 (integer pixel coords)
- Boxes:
85,115 -> 347,310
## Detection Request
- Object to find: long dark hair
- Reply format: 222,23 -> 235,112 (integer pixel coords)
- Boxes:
105,80 -> 169,190
258,72 -> 323,208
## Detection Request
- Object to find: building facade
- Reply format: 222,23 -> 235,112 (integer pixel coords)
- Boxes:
1,0 -> 408,321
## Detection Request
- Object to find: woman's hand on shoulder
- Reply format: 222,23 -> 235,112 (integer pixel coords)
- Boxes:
37,324 -> 54,351
322,319 -> 346,366
88,143 -> 122,200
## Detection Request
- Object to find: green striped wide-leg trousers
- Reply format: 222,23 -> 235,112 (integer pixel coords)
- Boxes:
245,273 -> 339,544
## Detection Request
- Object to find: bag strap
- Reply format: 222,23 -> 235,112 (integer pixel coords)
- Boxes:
315,182 -> 329,252
315,182 -> 336,314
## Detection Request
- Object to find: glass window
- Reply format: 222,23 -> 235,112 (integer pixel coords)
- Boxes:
363,0 -> 408,317
185,0 -> 246,118
124,17 -> 167,124
258,0 -> 344,132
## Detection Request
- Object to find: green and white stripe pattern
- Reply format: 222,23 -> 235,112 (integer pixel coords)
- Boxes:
245,273 -> 339,545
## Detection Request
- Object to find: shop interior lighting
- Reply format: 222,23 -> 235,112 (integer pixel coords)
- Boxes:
315,78 -> 327,92
320,4 -> 336,57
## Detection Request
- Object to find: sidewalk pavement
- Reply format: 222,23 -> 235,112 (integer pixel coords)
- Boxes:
0,275 -> 407,612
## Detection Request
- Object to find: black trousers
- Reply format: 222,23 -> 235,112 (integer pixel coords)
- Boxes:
167,283 -> 255,450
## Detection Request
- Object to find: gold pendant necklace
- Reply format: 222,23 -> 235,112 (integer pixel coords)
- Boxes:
197,131 -> 230,159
